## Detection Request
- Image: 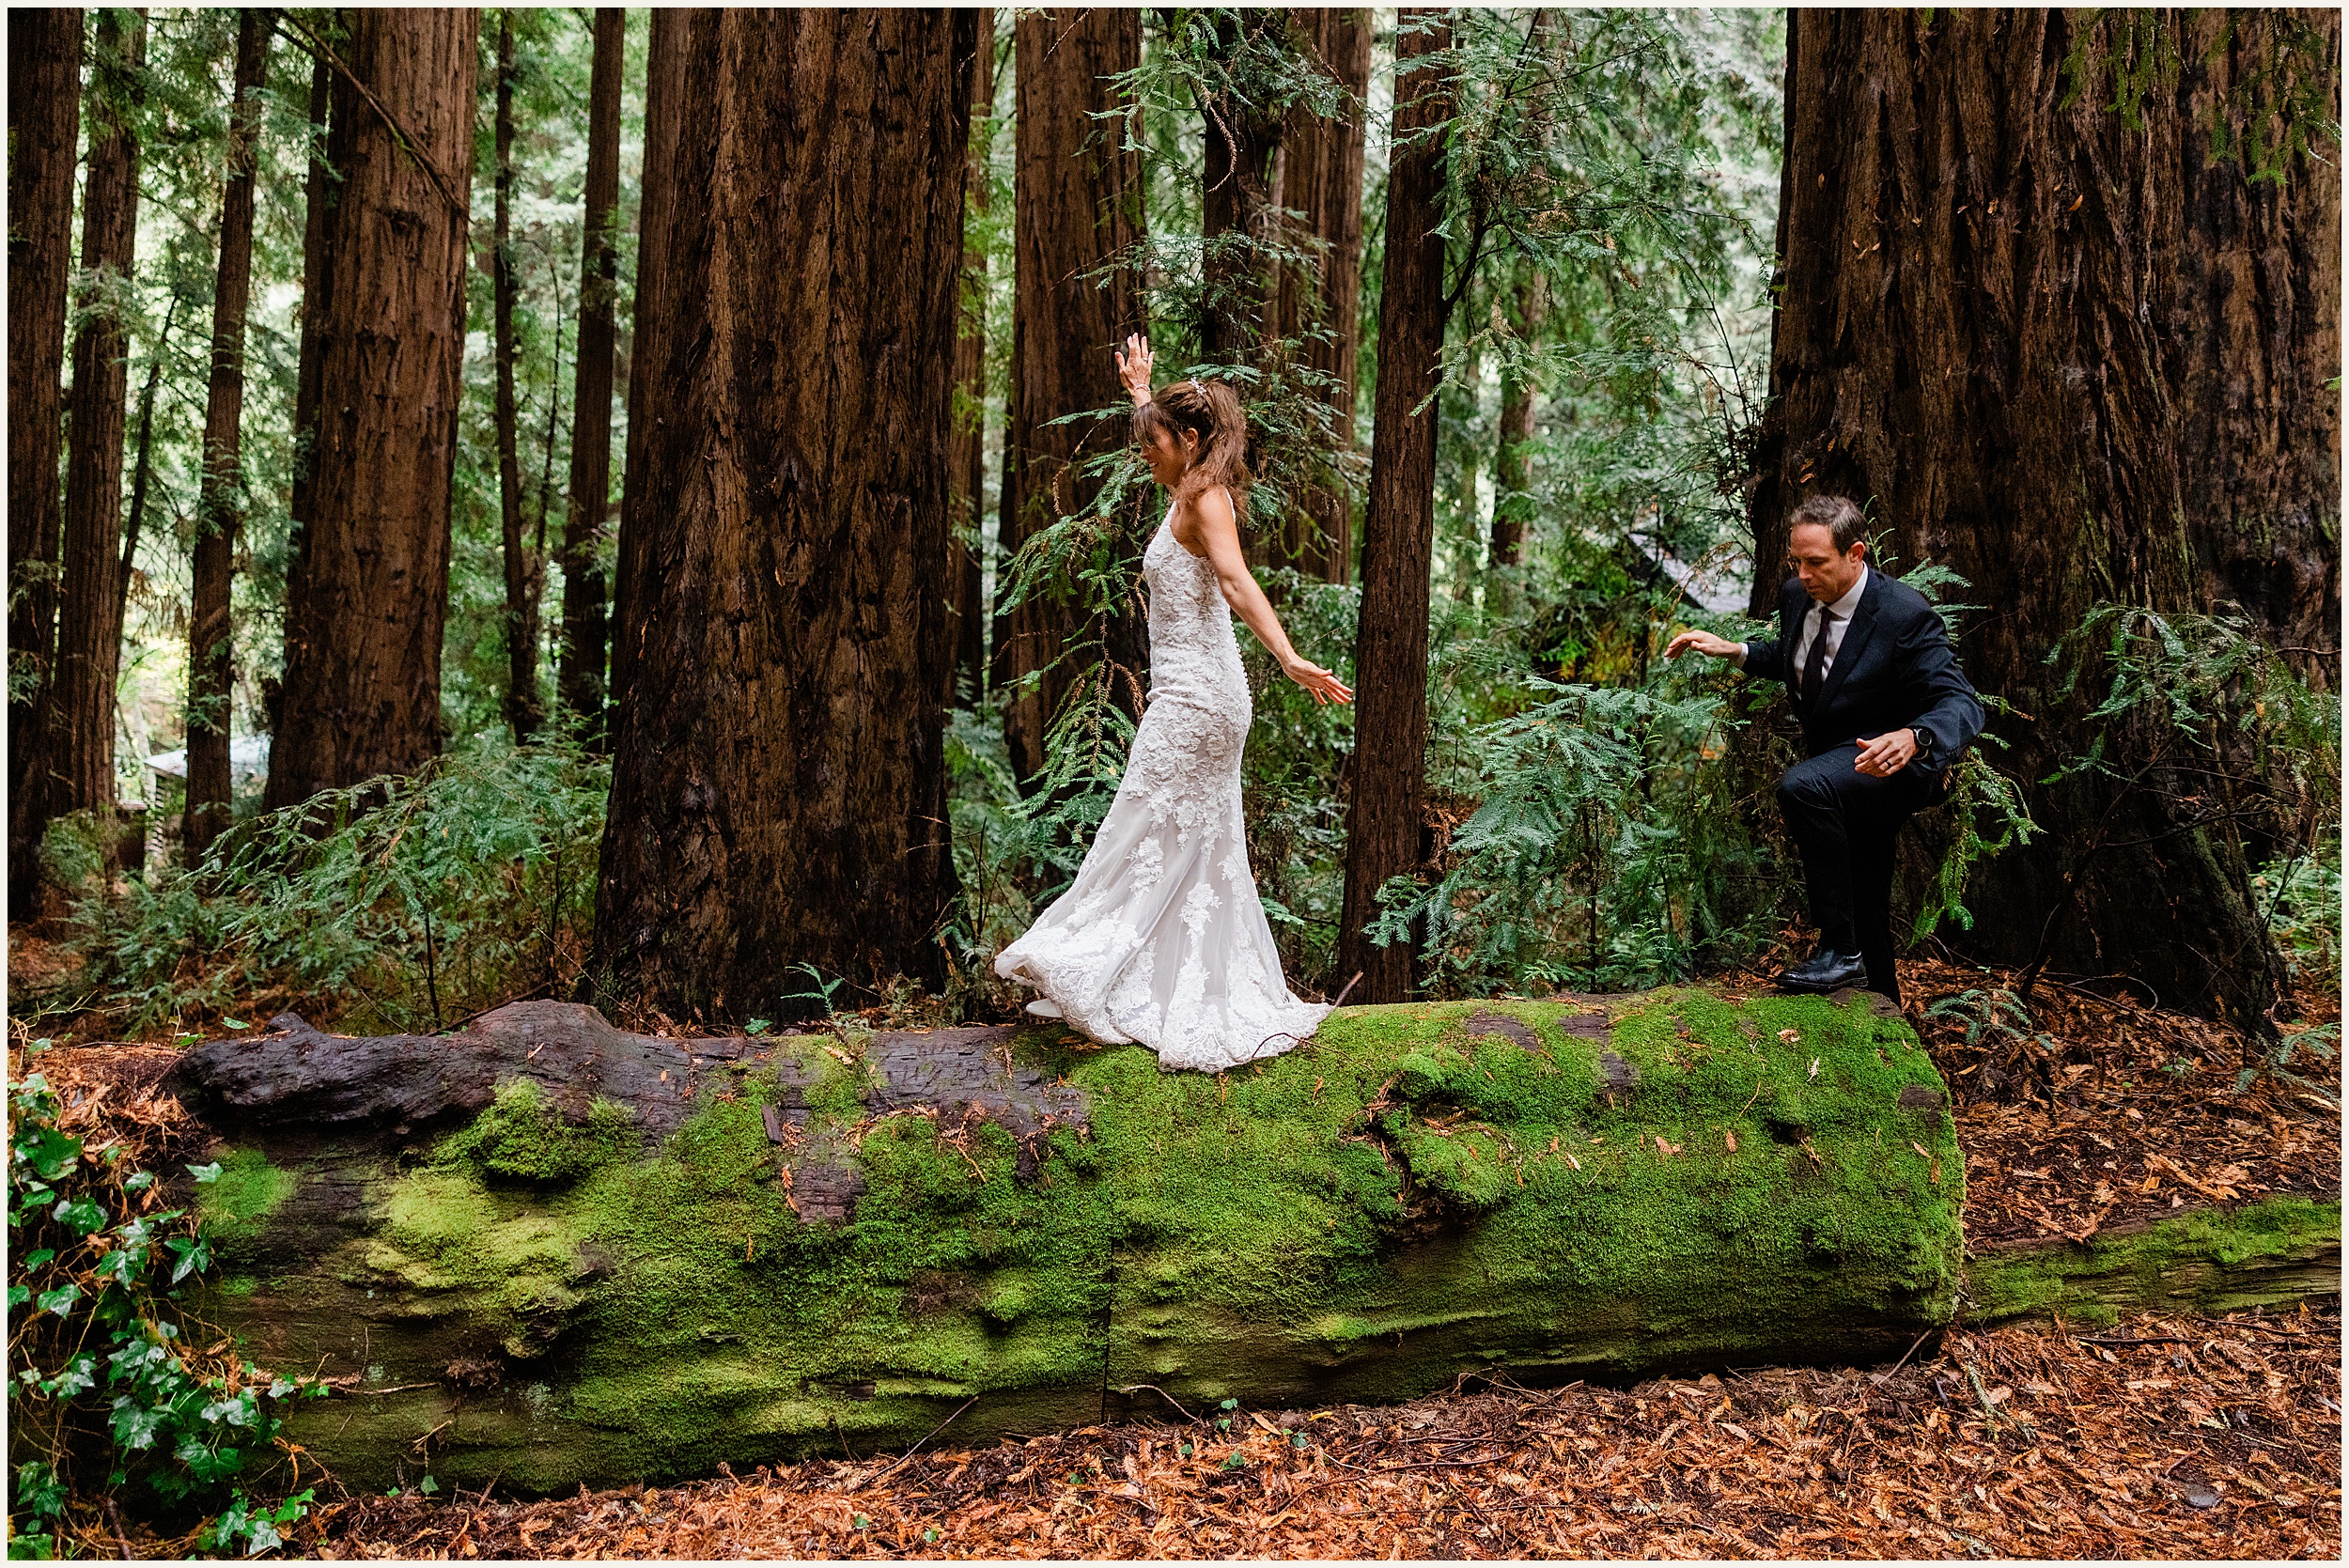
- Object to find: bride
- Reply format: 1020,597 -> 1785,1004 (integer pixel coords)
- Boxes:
993,334 -> 1354,1072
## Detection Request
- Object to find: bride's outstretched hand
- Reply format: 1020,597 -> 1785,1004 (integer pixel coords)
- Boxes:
1114,333 -> 1154,405
1284,657 -> 1354,706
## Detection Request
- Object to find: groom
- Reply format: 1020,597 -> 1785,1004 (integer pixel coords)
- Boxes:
1666,495 -> 1984,1002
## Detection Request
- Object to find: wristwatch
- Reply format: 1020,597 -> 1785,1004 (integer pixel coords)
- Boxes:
1910,725 -> 1936,760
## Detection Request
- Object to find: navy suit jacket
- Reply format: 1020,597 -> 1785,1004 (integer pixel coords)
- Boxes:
1745,569 -> 1985,772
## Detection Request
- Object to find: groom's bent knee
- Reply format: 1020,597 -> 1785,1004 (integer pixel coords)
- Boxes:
1777,760 -> 1839,815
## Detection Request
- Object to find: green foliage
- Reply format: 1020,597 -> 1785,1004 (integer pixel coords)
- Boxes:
434,1079 -> 640,1188
60,732 -> 609,1037
7,1046 -> 327,1554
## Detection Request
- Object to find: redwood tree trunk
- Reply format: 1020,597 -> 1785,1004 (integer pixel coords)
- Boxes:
184,11 -> 272,862
6,8 -> 83,913
996,8 -> 1148,788
1490,266 -> 1547,568
607,8 -> 688,733
593,9 -> 978,1019
49,9 -> 147,832
287,49 -> 333,592
1750,9 -> 2341,1029
491,17 -> 540,744
266,10 -> 479,812
556,7 -> 625,736
1272,7 -> 1372,583
1198,10 -> 1285,364
947,13 -> 995,703
1337,9 -> 1453,1004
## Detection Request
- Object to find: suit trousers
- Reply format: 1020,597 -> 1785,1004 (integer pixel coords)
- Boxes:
1776,743 -> 1942,1001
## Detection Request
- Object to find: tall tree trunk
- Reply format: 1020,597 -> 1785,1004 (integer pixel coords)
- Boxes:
184,11 -> 272,863
1197,10 -> 1286,364
7,8 -> 84,913
1489,266 -> 1547,569
557,7 -> 625,737
117,295 -> 173,641
288,48 -> 333,613
608,7 -> 687,738
1750,9 -> 2341,1030
996,8 -> 1148,788
1337,9 -> 1453,1004
593,9 -> 978,1020
491,17 -> 540,744
49,9 -> 148,839
1272,8 -> 1371,583
947,12 -> 995,704
266,9 -> 479,812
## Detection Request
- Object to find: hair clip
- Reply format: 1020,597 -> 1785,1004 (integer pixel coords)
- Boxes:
1190,377 -> 1204,396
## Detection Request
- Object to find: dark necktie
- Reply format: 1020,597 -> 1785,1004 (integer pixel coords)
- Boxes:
1801,607 -> 1839,704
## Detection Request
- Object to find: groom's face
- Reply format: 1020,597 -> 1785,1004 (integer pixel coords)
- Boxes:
1788,522 -> 1866,605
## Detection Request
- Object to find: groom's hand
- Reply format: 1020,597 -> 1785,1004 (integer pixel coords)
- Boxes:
1664,629 -> 1741,661
1854,730 -> 1919,777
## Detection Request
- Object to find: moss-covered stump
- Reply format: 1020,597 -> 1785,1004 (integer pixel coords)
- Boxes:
165,988 -> 1964,1492
1962,1194 -> 2341,1328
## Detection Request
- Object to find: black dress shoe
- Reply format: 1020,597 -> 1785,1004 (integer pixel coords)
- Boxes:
1776,946 -> 1866,993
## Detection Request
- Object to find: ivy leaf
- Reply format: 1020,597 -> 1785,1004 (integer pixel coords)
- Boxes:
34,1284 -> 80,1317
166,1234 -> 212,1285
52,1196 -> 106,1235
221,1018 -> 249,1031
7,1285 -> 28,1312
20,1249 -> 54,1271
13,1126 -> 82,1181
186,1162 -> 224,1185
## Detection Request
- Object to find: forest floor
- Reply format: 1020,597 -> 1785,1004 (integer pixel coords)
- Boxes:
9,928 -> 2341,1559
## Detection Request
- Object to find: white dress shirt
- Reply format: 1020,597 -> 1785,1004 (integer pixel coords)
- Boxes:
1736,565 -> 1869,686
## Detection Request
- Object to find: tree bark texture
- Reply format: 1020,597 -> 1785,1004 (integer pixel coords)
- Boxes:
266,10 -> 479,813
1198,11 -> 1286,364
556,8 -> 626,735
608,8 -> 689,734
593,9 -> 977,1020
947,13 -> 995,703
1271,8 -> 1373,582
1338,11 -> 1454,1003
285,49 -> 332,603
6,8 -> 84,913
491,18 -> 542,745
996,8 -> 1149,788
1749,9 -> 2340,1028
48,9 -> 147,839
159,989 -> 1974,1491
184,12 -> 272,862
1490,267 -> 1547,568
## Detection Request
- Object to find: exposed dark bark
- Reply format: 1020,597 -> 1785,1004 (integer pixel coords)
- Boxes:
1489,266 -> 1547,568
184,12 -> 273,863
491,17 -> 541,744
1750,9 -> 2340,1030
49,9 -> 148,842
1198,10 -> 1286,363
1338,10 -> 1454,1003
556,7 -> 625,736
947,12 -> 995,703
6,8 -> 83,913
1271,7 -> 1372,582
266,9 -> 479,812
593,10 -> 977,1019
996,8 -> 1149,788
607,8 -> 688,735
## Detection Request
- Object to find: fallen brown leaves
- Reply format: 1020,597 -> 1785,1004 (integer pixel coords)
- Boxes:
305,1302 -> 2340,1560
1883,955 -> 2341,1249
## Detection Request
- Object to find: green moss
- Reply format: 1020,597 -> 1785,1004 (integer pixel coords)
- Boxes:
197,1147 -> 295,1238
434,1078 -> 639,1185
1964,1193 -> 2341,1326
237,986 -> 1981,1492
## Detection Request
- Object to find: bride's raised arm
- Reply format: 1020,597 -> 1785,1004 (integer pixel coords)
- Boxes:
1187,487 -> 1354,707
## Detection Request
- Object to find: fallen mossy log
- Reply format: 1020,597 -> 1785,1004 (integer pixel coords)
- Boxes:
1961,1193 -> 2341,1328
163,988 -> 1970,1491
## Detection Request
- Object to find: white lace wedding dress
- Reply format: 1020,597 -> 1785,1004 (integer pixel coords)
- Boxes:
994,499 -> 1331,1072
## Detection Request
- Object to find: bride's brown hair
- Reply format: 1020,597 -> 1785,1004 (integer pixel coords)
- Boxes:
1134,376 -> 1251,526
